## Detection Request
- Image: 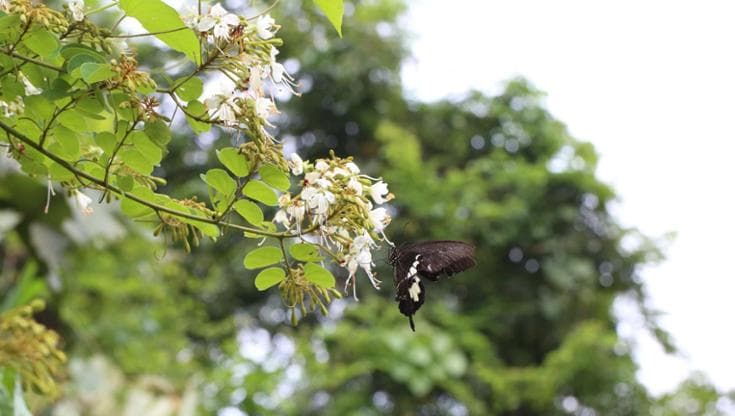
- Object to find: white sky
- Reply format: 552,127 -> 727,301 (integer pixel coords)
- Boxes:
402,0 -> 735,396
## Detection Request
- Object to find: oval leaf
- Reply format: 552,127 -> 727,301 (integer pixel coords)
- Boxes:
303,263 -> 336,288
216,147 -> 250,177
242,180 -> 278,206
233,199 -> 264,226
259,163 -> 290,191
23,29 -> 59,57
201,168 -> 236,196
119,148 -> 154,175
175,76 -> 203,102
289,243 -> 323,262
131,131 -> 162,165
80,63 -> 117,83
244,246 -> 283,269
254,267 -> 285,291
119,0 -> 201,64
185,101 -> 211,134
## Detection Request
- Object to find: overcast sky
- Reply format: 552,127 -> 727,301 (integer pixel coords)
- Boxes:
401,0 -> 735,395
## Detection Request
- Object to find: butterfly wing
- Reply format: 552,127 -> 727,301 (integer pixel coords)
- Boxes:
391,241 -> 476,331
408,240 -> 476,281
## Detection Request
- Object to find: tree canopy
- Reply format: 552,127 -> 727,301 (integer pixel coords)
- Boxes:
0,0 -> 730,415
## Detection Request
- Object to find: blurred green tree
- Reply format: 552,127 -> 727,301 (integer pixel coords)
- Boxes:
0,0 -> 732,415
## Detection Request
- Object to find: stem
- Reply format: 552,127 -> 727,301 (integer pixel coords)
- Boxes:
248,0 -> 281,20
0,50 -> 64,72
108,27 -> 189,39
86,2 -> 119,16
0,119 -> 285,239
100,120 -> 138,201
39,94 -> 86,147
279,237 -> 294,272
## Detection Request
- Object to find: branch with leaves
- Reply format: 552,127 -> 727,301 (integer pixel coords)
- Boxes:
0,0 -> 382,320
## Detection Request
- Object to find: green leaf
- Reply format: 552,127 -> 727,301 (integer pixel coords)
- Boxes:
175,76 -> 203,102
289,243 -> 323,262
144,120 -> 172,149
23,29 -> 59,58
242,180 -> 278,206
243,246 -> 283,269
254,267 -> 285,291
57,110 -> 87,132
121,186 -> 156,218
119,148 -> 154,175
80,63 -> 117,83
95,132 -> 117,155
259,163 -> 290,191
131,131 -> 162,165
60,43 -> 106,62
233,199 -> 264,226
52,125 -> 80,159
47,162 -> 74,181
314,0 -> 344,37
184,101 -> 210,134
0,14 -> 20,32
23,95 -> 54,122
201,168 -> 236,196
303,263 -> 336,288
119,0 -> 201,64
116,174 -> 135,191
216,147 -> 250,177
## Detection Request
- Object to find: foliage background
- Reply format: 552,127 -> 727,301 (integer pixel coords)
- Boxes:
0,0 -> 733,415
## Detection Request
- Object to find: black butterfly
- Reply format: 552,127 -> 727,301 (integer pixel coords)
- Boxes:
389,241 -> 476,331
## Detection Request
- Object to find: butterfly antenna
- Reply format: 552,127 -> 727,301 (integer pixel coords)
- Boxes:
408,315 -> 416,332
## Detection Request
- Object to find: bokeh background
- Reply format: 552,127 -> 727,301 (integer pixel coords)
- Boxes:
1,0 -> 733,414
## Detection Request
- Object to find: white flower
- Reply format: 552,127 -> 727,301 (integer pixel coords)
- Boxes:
286,202 -> 305,224
369,207 -> 390,232
314,160 -> 329,172
256,14 -> 276,39
345,162 -> 360,174
302,186 -> 335,216
369,181 -> 390,204
68,0 -> 85,22
19,74 -> 41,96
304,171 -> 320,186
278,193 -> 291,207
198,3 -> 239,40
347,176 -> 363,195
205,91 -> 241,126
352,231 -> 375,253
218,103 -> 237,125
197,14 -> 215,32
289,153 -> 304,175
248,65 -> 265,97
343,232 -> 380,300
274,209 -> 290,226
73,191 -> 94,216
182,8 -> 199,29
328,167 -> 349,178
255,97 -> 278,123
267,47 -> 297,95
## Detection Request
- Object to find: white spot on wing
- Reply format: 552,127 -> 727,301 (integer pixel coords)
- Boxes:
408,276 -> 421,302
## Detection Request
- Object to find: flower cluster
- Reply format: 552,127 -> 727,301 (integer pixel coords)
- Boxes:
275,153 -> 394,299
181,3 -> 294,139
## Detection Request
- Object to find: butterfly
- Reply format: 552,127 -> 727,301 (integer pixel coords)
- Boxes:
388,241 -> 476,331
